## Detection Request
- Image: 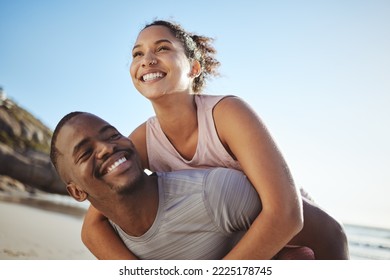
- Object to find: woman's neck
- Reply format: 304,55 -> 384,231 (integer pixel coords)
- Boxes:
152,93 -> 197,134
151,93 -> 199,160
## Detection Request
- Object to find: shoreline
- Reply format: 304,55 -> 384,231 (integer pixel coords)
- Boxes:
0,191 -> 88,218
0,195 -> 94,260
1,191 -> 389,260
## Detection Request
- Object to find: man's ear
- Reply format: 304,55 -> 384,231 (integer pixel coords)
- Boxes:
190,60 -> 201,78
66,182 -> 88,202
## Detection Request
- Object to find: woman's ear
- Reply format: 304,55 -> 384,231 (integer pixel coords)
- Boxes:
190,60 -> 201,78
66,182 -> 88,202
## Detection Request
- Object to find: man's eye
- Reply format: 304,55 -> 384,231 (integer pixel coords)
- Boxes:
79,149 -> 92,160
109,133 -> 121,140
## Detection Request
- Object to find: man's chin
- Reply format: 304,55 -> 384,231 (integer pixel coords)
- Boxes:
109,177 -> 144,194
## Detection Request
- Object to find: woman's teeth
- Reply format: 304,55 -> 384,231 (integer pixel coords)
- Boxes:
143,72 -> 164,82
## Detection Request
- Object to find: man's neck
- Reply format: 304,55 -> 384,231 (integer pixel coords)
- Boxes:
98,174 -> 159,237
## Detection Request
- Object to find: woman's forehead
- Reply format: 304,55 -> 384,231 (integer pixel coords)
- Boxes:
136,25 -> 177,43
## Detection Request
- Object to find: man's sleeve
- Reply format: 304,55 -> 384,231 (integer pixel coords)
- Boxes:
204,168 -> 262,233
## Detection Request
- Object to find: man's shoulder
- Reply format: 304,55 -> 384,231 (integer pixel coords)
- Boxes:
157,168 -> 244,184
156,169 -> 213,195
204,168 -> 248,192
205,168 -> 245,180
156,168 -> 245,195
157,168 -> 212,181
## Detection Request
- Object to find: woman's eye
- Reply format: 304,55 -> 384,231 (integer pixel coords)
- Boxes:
157,46 -> 169,52
132,51 -> 142,58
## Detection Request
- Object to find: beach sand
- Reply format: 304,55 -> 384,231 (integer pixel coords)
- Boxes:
1,190 -> 389,260
0,197 -> 94,260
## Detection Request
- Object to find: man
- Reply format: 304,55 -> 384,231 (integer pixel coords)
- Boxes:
50,111 -> 265,259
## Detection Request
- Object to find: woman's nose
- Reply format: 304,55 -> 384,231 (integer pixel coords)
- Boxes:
142,52 -> 157,67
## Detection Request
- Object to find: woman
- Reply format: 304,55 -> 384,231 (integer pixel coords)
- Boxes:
82,20 -> 348,259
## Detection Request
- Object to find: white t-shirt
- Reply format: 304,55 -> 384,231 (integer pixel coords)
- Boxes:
110,168 -> 262,259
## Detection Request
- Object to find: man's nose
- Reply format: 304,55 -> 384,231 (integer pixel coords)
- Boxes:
96,142 -> 114,160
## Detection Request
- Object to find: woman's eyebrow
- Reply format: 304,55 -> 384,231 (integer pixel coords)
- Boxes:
132,39 -> 173,51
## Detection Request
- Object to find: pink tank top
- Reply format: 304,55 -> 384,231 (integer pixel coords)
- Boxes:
146,94 -> 241,172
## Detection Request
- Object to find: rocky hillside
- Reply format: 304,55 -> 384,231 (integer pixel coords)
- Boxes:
0,91 -> 67,195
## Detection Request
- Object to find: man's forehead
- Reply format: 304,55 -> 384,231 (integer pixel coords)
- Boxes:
70,113 -> 106,128
57,114 -> 107,152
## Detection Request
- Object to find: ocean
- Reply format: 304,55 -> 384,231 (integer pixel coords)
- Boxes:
345,224 -> 390,260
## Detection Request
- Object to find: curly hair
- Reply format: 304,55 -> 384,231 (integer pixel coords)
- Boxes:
143,20 -> 220,93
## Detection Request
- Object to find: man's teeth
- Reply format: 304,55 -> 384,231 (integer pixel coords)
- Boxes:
143,72 -> 163,82
106,157 -> 127,174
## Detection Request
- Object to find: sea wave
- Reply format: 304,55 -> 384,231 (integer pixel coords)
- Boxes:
344,224 -> 390,260
0,188 -> 89,218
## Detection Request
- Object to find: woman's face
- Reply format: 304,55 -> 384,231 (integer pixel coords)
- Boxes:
130,25 -> 194,100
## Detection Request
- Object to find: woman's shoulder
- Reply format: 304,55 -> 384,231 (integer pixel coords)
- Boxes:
211,95 -> 251,116
212,95 -> 261,141
195,94 -> 239,111
129,121 -> 146,139
196,93 -> 237,101
129,122 -> 149,169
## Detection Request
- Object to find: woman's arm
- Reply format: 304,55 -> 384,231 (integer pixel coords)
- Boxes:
213,96 -> 303,259
81,123 -> 148,259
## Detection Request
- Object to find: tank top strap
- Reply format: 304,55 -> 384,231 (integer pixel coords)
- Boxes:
194,94 -> 241,170
146,94 -> 241,172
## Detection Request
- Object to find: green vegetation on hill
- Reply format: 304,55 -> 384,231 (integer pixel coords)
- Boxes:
0,98 -> 52,154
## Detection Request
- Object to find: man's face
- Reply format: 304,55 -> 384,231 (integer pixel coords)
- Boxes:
56,113 -> 144,201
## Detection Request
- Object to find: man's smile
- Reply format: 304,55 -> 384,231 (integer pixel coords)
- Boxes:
105,157 -> 127,174
98,152 -> 132,177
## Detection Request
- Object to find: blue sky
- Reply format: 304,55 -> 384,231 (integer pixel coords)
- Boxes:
1,0 -> 389,228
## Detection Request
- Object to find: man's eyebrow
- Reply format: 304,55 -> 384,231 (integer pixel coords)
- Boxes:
72,124 -> 116,158
99,124 -> 116,134
132,39 -> 173,51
